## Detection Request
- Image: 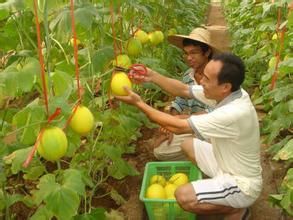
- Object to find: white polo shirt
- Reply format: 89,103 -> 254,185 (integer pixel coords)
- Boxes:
187,86 -> 262,198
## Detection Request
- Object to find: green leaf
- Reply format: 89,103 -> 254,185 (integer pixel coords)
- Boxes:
280,190 -> 293,216
288,11 -> 293,29
34,174 -> 59,205
12,103 -> 45,145
0,189 -> 5,210
45,186 -> 79,220
18,58 -> 40,92
48,96 -> 72,116
261,69 -> 273,82
74,6 -> 96,30
268,135 -> 292,155
92,47 -> 114,73
23,164 -> 46,180
30,205 -> 54,220
110,188 -> 126,206
49,9 -> 71,42
269,169 -> 293,215
0,58 -> 40,96
25,0 -> 64,16
266,117 -> 292,143
55,60 -> 75,75
273,139 -> 293,161
279,58 -> 293,74
282,168 -> 293,189
62,169 -> 85,196
0,9 -> 9,20
269,194 -> 283,202
74,208 -> 106,220
5,193 -> 23,207
51,70 -> 73,98
0,0 -> 21,10
33,171 -> 83,219
288,100 -> 293,113
104,146 -> 139,179
10,147 -> 31,174
64,130 -> 81,157
0,161 -> 6,187
270,102 -> 289,118
272,85 -> 293,102
258,20 -> 275,31
2,68 -> 18,97
0,19 -> 19,51
104,210 -> 124,220
262,3 -> 273,17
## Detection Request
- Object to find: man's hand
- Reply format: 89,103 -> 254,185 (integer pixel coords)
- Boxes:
153,127 -> 174,148
128,67 -> 155,84
170,108 -> 180,116
159,127 -> 174,145
114,86 -> 142,106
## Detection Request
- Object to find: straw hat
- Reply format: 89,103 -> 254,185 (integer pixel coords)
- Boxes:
168,27 -> 221,54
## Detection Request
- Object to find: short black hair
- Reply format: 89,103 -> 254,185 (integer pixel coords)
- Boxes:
182,38 -> 212,59
212,53 -> 245,92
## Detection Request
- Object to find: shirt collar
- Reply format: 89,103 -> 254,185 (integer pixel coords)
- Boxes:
188,68 -> 195,80
215,89 -> 242,109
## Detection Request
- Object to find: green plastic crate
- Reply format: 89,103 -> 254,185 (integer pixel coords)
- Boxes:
140,161 -> 202,220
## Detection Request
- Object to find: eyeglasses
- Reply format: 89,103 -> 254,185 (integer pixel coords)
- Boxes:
183,50 -> 203,58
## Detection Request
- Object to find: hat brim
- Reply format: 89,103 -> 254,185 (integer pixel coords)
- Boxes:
167,35 -> 221,54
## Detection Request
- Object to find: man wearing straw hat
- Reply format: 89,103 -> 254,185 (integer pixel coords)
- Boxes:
153,27 -> 220,161
118,53 -> 262,219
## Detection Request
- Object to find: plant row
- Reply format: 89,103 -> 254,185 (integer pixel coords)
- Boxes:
223,0 -> 292,216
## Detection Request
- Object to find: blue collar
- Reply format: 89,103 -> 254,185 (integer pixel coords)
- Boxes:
215,89 -> 242,109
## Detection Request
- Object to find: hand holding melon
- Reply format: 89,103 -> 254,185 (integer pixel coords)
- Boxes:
110,72 -> 132,96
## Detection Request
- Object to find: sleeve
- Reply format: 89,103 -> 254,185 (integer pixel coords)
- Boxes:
189,85 -> 217,107
187,109 -> 238,140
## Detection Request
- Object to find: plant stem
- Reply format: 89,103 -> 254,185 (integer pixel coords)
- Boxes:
12,12 -> 37,50
20,111 -> 32,143
0,109 -> 7,131
50,37 -> 70,63
88,122 -> 103,176
57,160 -> 61,171
84,194 -> 87,214
88,173 -> 108,212
2,186 -> 10,220
43,0 -> 52,90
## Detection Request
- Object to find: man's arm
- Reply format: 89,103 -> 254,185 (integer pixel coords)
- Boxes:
129,68 -> 192,98
136,101 -> 192,134
130,67 -> 216,107
114,87 -> 193,134
150,70 -> 191,98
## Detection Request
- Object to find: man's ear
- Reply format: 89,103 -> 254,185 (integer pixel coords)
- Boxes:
223,83 -> 232,93
205,48 -> 212,58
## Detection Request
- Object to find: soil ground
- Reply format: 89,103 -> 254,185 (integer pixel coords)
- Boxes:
105,1 -> 289,220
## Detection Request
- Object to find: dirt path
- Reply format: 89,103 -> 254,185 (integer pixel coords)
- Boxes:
205,1 -> 230,52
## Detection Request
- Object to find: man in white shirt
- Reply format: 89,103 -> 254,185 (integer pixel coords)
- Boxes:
117,53 -> 262,219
